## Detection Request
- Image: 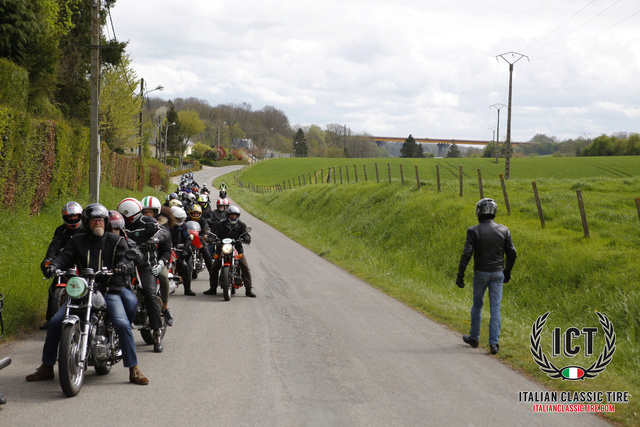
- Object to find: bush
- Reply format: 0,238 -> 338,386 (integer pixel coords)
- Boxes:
0,58 -> 29,111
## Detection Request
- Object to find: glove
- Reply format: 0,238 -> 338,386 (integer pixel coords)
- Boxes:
113,264 -> 128,275
41,260 -> 52,275
456,275 -> 465,289
503,270 -> 511,284
152,260 -> 165,276
44,264 -> 57,279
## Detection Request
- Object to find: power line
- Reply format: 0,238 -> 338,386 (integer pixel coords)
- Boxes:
534,8 -> 640,62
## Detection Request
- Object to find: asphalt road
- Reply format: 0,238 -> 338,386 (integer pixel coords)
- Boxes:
0,166 -> 611,426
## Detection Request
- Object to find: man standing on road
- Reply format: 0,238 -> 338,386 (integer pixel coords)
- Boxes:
456,198 -> 516,355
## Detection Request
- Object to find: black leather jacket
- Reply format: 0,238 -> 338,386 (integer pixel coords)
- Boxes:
457,219 -> 517,276
211,219 -> 251,254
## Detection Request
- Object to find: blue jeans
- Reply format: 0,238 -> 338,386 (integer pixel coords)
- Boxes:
42,288 -> 138,368
469,270 -> 504,345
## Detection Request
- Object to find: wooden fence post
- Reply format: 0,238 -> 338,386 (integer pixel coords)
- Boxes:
577,189 -> 590,238
436,164 -> 441,193
333,167 -> 336,184
314,171 -> 317,184
499,173 -> 511,215
354,165 -> 358,182
363,164 -> 367,181
339,166 -> 343,184
459,165 -> 463,197
532,181 -> 545,228
321,168 -> 324,184
636,197 -> 640,222
477,169 -> 484,199
298,176 -> 302,187
387,163 -> 391,184
400,164 -> 404,184
415,165 -> 420,189
346,165 -> 350,183
375,163 -> 379,183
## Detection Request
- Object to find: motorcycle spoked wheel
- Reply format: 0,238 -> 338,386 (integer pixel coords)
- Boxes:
59,322 -> 85,397
221,266 -> 231,301
139,295 -> 167,345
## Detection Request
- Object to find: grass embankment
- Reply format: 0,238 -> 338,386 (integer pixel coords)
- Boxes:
0,183 -> 166,337
218,157 -> 640,426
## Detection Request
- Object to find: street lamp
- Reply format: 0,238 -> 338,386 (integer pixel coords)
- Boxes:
138,80 -> 163,159
265,127 -> 273,159
164,121 -> 176,164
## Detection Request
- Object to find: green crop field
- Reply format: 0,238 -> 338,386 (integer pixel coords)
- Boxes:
218,156 -> 640,426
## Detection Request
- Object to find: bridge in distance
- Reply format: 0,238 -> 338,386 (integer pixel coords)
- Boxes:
371,136 -> 524,157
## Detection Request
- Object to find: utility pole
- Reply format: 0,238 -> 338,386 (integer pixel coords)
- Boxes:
138,78 -> 144,160
89,0 -> 100,202
490,103 -> 506,163
496,52 -> 528,179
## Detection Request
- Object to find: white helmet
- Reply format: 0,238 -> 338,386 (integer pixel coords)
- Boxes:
141,196 -> 162,217
171,206 -> 187,226
117,198 -> 142,225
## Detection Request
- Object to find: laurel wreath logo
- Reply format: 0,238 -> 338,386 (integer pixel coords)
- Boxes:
529,311 -> 616,380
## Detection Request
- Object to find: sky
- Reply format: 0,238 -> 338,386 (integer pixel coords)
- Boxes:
108,0 -> 640,142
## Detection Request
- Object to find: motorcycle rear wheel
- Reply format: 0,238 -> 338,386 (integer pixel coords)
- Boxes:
59,322 -> 85,397
140,295 -> 167,344
221,266 -> 231,301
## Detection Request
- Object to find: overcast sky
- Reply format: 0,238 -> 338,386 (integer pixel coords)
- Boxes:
109,0 -> 640,142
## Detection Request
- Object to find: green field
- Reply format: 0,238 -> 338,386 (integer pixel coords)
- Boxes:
220,156 -> 640,426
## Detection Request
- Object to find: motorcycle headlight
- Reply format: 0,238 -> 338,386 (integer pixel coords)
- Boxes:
222,243 -> 233,255
66,276 -> 88,298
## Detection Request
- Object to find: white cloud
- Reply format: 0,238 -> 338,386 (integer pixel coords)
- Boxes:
110,0 -> 640,142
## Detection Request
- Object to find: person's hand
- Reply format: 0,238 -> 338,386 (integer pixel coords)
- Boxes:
43,264 -> 57,278
113,264 -> 128,275
456,275 -> 465,289
152,261 -> 164,276
503,270 -> 511,284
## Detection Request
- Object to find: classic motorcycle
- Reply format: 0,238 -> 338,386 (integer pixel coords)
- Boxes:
215,227 -> 251,301
56,268 -> 122,397
131,271 -> 168,346
167,247 -> 183,294
0,293 -> 11,404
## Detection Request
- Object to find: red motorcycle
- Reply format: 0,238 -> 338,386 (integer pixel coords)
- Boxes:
214,227 -> 251,301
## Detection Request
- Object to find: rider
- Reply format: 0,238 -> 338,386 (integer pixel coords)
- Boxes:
197,194 -> 213,223
170,206 -> 196,296
163,193 -> 179,208
117,198 -> 165,353
141,196 -> 175,327
203,206 -> 256,298
39,201 -> 84,330
211,197 -> 229,223
29,204 -> 149,385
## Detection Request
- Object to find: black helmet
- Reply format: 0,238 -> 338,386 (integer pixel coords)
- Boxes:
476,198 -> 497,220
82,203 -> 109,230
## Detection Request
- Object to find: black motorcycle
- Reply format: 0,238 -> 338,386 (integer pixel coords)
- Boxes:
0,293 -> 11,404
56,268 -> 122,397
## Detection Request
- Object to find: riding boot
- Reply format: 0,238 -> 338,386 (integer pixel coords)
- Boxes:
26,363 -> 55,381
183,283 -> 196,296
245,286 -> 256,298
153,330 -> 164,353
129,365 -> 149,385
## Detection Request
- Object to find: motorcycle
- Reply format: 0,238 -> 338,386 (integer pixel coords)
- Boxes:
186,221 -> 207,279
56,268 -> 122,397
131,261 -> 169,345
42,261 -> 72,320
167,248 -> 183,294
214,227 -> 251,301
0,293 -> 11,404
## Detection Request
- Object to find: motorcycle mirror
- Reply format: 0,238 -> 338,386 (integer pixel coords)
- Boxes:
245,227 -> 252,234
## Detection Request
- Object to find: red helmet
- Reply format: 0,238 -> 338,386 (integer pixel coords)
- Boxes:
108,210 -> 125,231
216,198 -> 230,210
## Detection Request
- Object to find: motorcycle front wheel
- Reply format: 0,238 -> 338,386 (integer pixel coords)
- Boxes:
221,266 -> 231,301
140,295 -> 167,344
59,322 -> 85,397
52,287 -> 66,312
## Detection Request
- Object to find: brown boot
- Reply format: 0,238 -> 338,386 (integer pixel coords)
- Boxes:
26,364 -> 55,381
129,365 -> 149,385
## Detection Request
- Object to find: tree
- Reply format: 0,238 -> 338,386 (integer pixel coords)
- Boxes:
165,103 -> 181,162
177,109 -> 205,168
447,142 -> 461,158
99,54 -> 140,153
400,135 -> 423,158
292,128 -> 308,157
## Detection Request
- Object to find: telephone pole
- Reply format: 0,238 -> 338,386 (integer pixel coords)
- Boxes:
89,0 -> 101,202
496,52 -> 528,179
